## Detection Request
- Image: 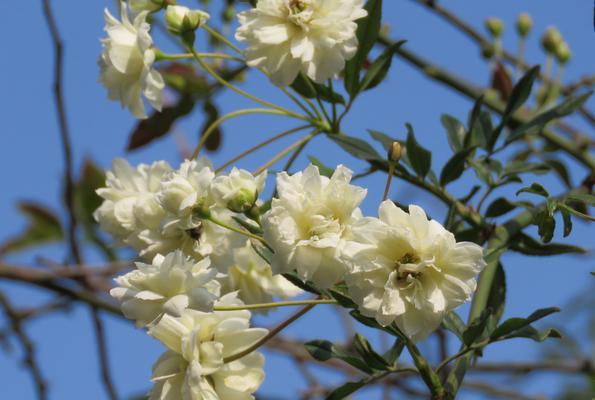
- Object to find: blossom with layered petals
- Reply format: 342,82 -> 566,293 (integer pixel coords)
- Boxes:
344,201 -> 486,342
99,1 -> 164,118
211,168 -> 267,213
157,159 -> 245,268
110,251 -> 221,327
148,293 -> 267,400
262,164 -> 366,288
224,242 -> 302,305
235,0 -> 367,86
94,158 -> 171,249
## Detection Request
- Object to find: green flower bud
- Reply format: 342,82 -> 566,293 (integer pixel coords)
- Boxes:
485,17 -> 504,38
227,188 -> 257,213
541,26 -> 563,54
481,43 -> 495,59
554,41 -> 571,64
165,5 -> 210,35
388,142 -> 401,164
516,12 -> 533,37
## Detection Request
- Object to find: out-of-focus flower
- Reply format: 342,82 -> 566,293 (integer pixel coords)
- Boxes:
148,293 -> 267,400
262,164 -> 366,288
344,201 -> 486,342
110,251 -> 221,327
235,0 -> 367,86
99,1 -> 164,118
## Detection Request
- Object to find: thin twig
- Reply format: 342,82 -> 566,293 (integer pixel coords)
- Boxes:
41,2 -> 117,398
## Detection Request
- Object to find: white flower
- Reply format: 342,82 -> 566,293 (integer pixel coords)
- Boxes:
211,168 -> 267,213
99,1 -> 164,118
165,5 -> 210,34
110,251 -> 221,327
94,158 -> 171,247
235,0 -> 367,86
344,201 -> 486,342
157,159 -> 245,268
148,293 -> 267,400
224,242 -> 302,305
129,0 -> 162,13
262,164 -> 366,288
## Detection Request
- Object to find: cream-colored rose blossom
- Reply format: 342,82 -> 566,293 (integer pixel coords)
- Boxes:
344,201 -> 486,342
110,250 -> 221,327
235,0 -> 367,86
165,5 -> 210,34
262,164 -> 366,288
94,158 -> 171,248
99,1 -> 164,118
211,168 -> 267,213
148,293 -> 267,400
157,159 -> 246,268
224,242 -> 302,305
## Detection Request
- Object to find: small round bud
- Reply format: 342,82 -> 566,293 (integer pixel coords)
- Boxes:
165,5 -> 210,35
388,142 -> 402,163
222,5 -> 236,23
227,188 -> 258,213
516,12 -> 533,37
481,43 -> 495,59
541,26 -> 563,54
485,17 -> 504,38
554,41 -> 571,64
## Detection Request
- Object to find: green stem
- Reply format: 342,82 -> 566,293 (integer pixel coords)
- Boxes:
329,79 -> 338,128
254,132 -> 317,175
203,25 -> 242,54
154,50 -> 243,62
402,335 -> 446,398
192,108 -> 288,158
215,125 -> 310,173
214,299 -> 337,311
207,215 -> 268,244
187,45 -> 307,120
223,303 -> 316,363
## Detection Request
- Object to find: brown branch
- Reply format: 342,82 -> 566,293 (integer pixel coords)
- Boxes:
463,380 -> 546,400
471,359 -> 594,375
0,292 -> 47,400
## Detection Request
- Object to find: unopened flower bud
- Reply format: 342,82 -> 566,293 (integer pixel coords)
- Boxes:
222,5 -> 236,23
554,41 -> 571,64
227,188 -> 257,213
388,142 -> 401,164
485,17 -> 504,38
516,12 -> 533,37
481,43 -> 495,59
541,26 -> 563,54
165,5 -> 210,35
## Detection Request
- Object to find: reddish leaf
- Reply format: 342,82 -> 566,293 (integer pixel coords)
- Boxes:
200,100 -> 222,152
491,62 -> 513,102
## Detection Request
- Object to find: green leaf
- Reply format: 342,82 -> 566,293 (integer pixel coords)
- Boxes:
441,114 -> 466,152
328,289 -> 358,309
281,273 -> 322,295
486,263 -> 506,324
440,147 -> 475,186
506,91 -> 593,144
405,124 -> 432,178
0,202 -> 64,255
558,203 -> 595,222
501,326 -> 561,342
305,340 -> 374,374
502,161 -> 550,177
308,156 -> 334,177
469,159 -> 493,185
349,310 -> 399,336
291,73 -> 346,104
344,0 -> 383,96
510,233 -> 585,256
466,96 -> 490,149
360,41 -> 406,92
485,198 -> 518,218
462,309 -> 492,346
560,206 -> 572,237
383,339 -> 405,365
353,334 -> 390,370
441,312 -> 466,341
368,129 -> 396,151
488,65 -> 540,149
516,183 -> 549,198
329,134 -> 381,161
75,159 -> 105,225
536,210 -> 556,243
326,380 -> 367,400
231,216 -> 262,235
490,307 -> 560,341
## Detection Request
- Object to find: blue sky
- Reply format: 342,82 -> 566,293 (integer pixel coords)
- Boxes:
0,1 -> 593,399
